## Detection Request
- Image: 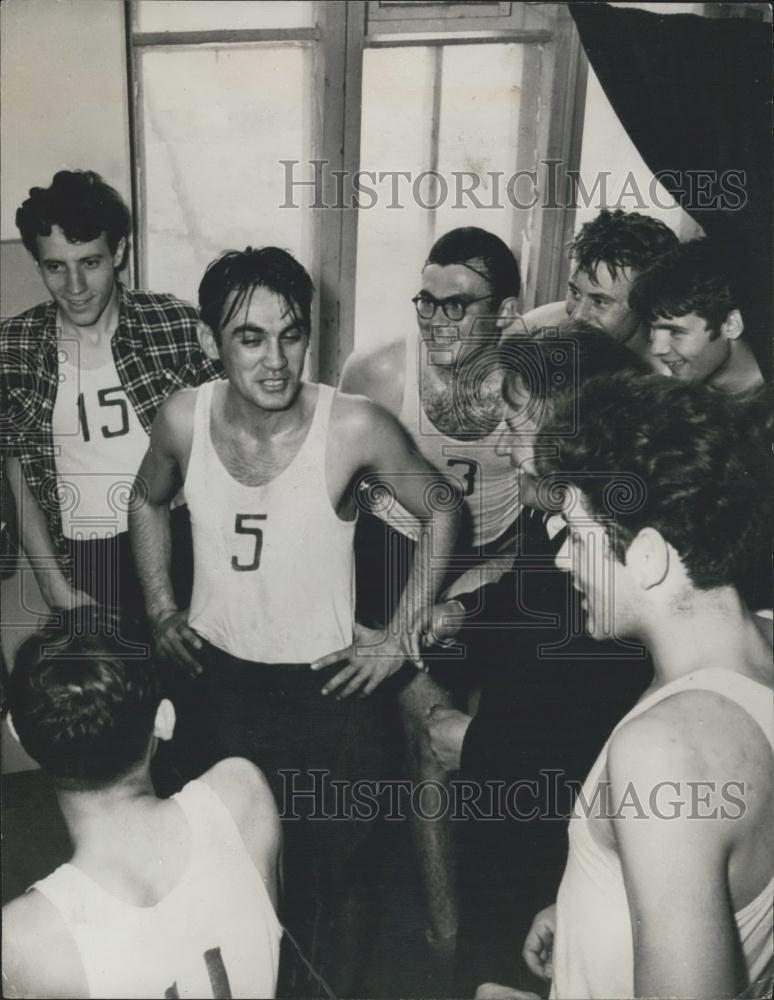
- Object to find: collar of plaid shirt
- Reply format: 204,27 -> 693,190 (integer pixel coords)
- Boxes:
1,282 -> 221,571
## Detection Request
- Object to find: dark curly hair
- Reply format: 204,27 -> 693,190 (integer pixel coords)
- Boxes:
568,209 -> 678,284
628,238 -> 737,337
15,170 -> 130,268
199,246 -> 314,343
8,607 -> 161,791
538,371 -> 770,595
426,227 -> 521,306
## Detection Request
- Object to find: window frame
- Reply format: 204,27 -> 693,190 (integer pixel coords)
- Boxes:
125,1 -> 587,384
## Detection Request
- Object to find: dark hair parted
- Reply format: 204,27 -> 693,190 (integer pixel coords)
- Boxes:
568,209 -> 678,285
628,238 -> 738,336
199,246 -> 315,342
426,227 -> 521,307
15,170 -> 130,267
8,607 -> 161,791
501,321 -> 650,432
538,372 -> 771,593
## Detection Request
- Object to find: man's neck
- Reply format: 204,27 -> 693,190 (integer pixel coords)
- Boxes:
58,283 -> 120,347
708,339 -> 763,395
56,769 -> 159,851
222,380 -> 310,442
643,586 -> 770,688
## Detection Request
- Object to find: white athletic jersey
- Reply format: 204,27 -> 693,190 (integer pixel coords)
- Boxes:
185,380 -> 355,663
52,350 -> 149,538
396,334 -> 521,549
551,668 -> 774,998
31,779 -> 282,999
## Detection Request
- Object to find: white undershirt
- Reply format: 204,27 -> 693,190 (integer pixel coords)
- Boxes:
52,353 -> 149,539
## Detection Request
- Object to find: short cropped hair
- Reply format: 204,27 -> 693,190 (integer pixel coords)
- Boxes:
15,170 -> 130,267
199,246 -> 315,342
8,608 -> 161,791
568,209 -> 678,284
426,227 -> 521,306
629,238 -> 737,337
501,321 -> 649,433
538,372 -> 770,593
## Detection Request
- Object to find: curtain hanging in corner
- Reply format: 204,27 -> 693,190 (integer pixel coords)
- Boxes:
569,3 -> 771,381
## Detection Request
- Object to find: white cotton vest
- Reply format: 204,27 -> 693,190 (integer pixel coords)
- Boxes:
31,780 -> 282,999
52,351 -> 149,538
551,667 -> 774,999
185,381 -> 355,663
395,334 -> 521,550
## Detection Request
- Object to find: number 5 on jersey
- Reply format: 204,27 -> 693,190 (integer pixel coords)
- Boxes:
232,514 -> 267,571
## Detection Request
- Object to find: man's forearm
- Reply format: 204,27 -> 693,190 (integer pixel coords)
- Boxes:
7,457 -> 75,608
391,507 -> 459,636
129,500 -> 177,622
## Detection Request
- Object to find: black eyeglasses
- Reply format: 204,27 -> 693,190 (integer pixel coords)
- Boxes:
411,293 -> 492,322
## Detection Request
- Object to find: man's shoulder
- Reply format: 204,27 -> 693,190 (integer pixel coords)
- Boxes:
521,300 -> 569,333
0,300 -> 51,337
609,680 -> 774,781
121,285 -> 199,328
2,888 -> 86,998
340,338 -> 406,411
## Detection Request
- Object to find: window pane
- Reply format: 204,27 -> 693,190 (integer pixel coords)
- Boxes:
354,47 -> 436,355
354,43 -> 526,353
136,1 -> 315,33
140,43 -> 313,306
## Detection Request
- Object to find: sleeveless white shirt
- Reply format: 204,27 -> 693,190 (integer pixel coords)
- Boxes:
31,780 -> 282,999
185,381 -> 355,663
52,351 -> 149,538
396,334 -> 521,550
551,667 -> 774,998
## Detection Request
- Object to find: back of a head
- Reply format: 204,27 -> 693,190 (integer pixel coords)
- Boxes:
15,170 -> 130,264
568,209 -> 679,283
8,608 -> 161,791
426,227 -> 521,305
198,245 -> 315,341
539,372 -> 769,595
502,320 -> 650,432
629,238 -> 737,335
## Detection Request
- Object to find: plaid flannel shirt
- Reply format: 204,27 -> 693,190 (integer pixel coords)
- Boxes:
0,283 -> 222,576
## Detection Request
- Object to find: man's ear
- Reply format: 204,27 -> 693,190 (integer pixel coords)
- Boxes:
627,526 -> 670,589
495,297 -> 526,341
112,237 -> 128,270
720,309 -> 744,341
153,698 -> 176,743
6,712 -> 21,745
197,320 -> 221,360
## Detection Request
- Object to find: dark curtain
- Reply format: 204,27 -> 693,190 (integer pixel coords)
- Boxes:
570,3 -> 771,381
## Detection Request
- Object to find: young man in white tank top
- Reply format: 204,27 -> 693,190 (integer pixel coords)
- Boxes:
340,227 -> 524,960
2,607 -> 282,1000
479,374 -> 773,999
129,246 -> 459,994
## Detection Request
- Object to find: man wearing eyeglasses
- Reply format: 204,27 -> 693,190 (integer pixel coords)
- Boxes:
340,226 -> 522,971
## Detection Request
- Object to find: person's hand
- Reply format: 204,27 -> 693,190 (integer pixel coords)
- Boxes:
426,706 -> 471,773
428,598 -> 466,647
522,903 -> 556,982
151,608 -> 203,676
311,621 -> 418,699
474,983 -> 541,999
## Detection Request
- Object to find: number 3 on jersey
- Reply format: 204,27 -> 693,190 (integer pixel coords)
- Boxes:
446,457 -> 478,498
232,514 -> 267,571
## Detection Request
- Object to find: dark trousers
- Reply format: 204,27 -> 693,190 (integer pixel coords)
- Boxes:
164,642 -> 389,997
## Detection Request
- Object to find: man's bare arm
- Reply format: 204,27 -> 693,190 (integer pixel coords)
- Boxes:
607,696 -> 749,1000
339,340 -> 405,416
313,396 -> 460,697
5,456 -> 92,610
129,390 -> 202,672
